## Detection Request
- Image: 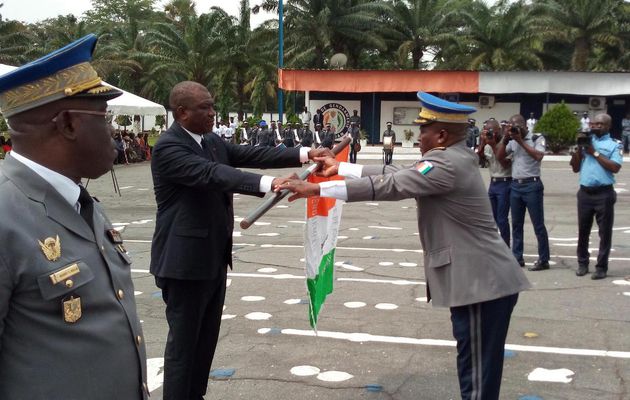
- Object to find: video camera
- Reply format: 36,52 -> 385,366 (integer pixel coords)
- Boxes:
486,128 -> 494,140
576,132 -> 591,148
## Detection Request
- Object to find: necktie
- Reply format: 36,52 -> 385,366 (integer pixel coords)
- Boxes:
78,186 -> 94,231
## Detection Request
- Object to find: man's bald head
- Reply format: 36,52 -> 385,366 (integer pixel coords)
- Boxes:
169,81 -> 209,111
509,114 -> 526,129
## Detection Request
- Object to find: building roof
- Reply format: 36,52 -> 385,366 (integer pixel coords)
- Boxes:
278,69 -> 630,96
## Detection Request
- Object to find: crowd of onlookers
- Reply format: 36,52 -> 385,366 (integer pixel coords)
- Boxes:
111,128 -> 152,164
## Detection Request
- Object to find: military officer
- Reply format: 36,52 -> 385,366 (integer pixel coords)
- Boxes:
278,92 -> 531,400
0,35 -> 147,399
382,121 -> 396,165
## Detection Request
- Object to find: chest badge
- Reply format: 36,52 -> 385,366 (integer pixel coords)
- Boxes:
39,235 -> 61,262
62,296 -> 82,323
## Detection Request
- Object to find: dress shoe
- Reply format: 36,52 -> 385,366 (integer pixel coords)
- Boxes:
517,259 -> 525,267
591,270 -> 607,280
528,261 -> 550,271
576,265 -> 589,277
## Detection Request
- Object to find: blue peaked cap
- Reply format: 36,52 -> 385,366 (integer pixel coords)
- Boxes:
414,92 -> 476,125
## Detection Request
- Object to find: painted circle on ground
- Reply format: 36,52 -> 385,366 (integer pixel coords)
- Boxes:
290,365 -> 320,376
245,312 -> 272,320
344,302 -> 366,308
241,296 -> 265,302
317,371 -> 354,382
221,314 -> 236,320
257,267 -> 277,273
375,303 -> 398,310
379,261 -> 394,266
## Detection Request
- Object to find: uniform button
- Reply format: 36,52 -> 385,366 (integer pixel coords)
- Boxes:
136,335 -> 142,345
65,279 -> 74,288
117,289 -> 124,299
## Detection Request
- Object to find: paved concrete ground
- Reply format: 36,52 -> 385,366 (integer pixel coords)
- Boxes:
12,148 -> 630,400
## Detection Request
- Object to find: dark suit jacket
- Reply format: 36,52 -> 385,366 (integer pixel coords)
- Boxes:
150,122 -> 302,280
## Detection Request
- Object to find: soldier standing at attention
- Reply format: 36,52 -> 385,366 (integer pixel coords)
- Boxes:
0,34 -> 147,399
382,121 -> 396,165
278,92 -> 530,400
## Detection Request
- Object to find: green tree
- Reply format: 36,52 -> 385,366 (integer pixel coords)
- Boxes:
535,102 -> 580,153
0,4 -> 32,65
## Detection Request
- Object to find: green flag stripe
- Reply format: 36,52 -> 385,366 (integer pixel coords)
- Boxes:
306,248 -> 335,328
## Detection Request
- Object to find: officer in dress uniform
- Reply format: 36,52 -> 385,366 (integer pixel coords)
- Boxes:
570,114 -> 622,280
382,121 -> 396,165
278,92 -> 531,400
0,34 -> 147,399
300,123 -> 313,148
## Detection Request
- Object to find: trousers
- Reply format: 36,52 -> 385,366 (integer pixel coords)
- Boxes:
510,180 -> 549,263
577,186 -> 616,271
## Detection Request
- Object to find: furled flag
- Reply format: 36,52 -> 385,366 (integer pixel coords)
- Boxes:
303,144 -> 350,330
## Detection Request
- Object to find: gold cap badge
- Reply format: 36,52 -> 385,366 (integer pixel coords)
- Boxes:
39,235 -> 61,262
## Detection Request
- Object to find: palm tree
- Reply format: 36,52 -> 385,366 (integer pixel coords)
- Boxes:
438,0 -> 545,71
0,4 -> 32,65
533,0 -> 623,71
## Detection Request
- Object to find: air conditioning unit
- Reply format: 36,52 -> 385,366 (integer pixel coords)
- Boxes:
479,95 -> 495,108
589,96 -> 606,110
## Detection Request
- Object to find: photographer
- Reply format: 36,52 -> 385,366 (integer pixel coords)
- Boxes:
570,113 -> 622,280
497,114 -> 550,271
477,119 -> 512,246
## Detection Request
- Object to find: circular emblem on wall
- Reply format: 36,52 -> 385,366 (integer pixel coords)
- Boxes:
319,103 -> 351,138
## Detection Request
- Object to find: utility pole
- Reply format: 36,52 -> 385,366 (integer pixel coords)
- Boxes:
278,0 -> 284,123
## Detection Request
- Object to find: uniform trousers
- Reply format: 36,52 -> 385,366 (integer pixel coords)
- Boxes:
510,180 -> 549,264
450,293 -> 519,400
156,276 -> 227,400
577,186 -> 616,271
488,179 -> 511,246
350,139 -> 359,163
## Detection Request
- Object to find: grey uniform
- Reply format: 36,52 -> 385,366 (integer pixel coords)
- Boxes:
345,142 -> 530,306
0,155 -> 147,399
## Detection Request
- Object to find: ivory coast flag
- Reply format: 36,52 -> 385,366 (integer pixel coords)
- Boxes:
304,144 -> 350,330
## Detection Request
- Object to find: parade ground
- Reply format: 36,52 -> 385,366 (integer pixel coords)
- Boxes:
66,148 -> 630,400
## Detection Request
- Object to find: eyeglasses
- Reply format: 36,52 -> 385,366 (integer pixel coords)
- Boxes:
52,109 -> 109,122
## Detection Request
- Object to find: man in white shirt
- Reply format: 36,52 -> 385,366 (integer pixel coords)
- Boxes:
300,106 -> 312,127
580,112 -> 591,133
526,112 -> 537,133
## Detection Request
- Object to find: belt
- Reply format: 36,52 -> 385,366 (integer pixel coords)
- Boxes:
491,177 -> 512,183
513,177 -> 540,184
580,184 -> 613,194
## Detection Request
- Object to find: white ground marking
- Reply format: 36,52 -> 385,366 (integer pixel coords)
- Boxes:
221,314 -> 237,320
233,231 -> 242,237
284,299 -> 302,305
131,219 -> 153,225
257,267 -> 278,273
258,233 -> 280,237
338,278 -> 424,286
241,296 -> 265,302
147,357 -> 164,392
366,203 -> 380,206
399,262 -> 418,267
528,368 -> 574,383
119,186 -> 134,190
245,312 -> 272,320
348,228 -> 360,231
288,220 -> 306,224
344,302 -> 366,308
112,222 -> 130,226
553,243 -> 577,247
113,226 -> 126,232
415,297 -> 428,302
368,226 -> 402,230
338,235 -> 349,239
234,217 -> 244,222
615,188 -> 628,193
613,280 -> 630,286
379,261 -> 394,266
339,264 -> 364,271
622,292 -> 630,296
258,328 -> 630,359
226,279 -> 231,287
549,237 -> 579,241
134,291 -> 142,296
258,244 -> 422,253
375,303 -> 398,310
290,365 -> 320,376
299,258 -> 305,262
136,188 -> 150,191
277,225 -> 288,228
253,222 -> 271,226
317,371 -> 354,382
276,205 -> 289,208
362,236 -> 375,240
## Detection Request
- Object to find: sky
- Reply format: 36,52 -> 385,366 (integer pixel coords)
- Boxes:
1,0 -> 276,26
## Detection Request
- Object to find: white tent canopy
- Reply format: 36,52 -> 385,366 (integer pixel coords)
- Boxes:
0,64 -> 165,116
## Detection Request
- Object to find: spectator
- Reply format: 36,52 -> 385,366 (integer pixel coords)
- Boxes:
621,111 -> 630,154
580,112 -> 590,133
466,118 -> 479,149
526,112 -> 537,133
313,109 -> 324,127
300,106 -> 312,127
570,114 -> 622,279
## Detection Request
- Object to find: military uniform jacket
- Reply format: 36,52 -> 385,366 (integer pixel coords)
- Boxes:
0,155 -> 147,400
150,122 -> 302,280
345,141 -> 531,307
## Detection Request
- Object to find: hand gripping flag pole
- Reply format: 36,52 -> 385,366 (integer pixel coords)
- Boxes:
240,135 -> 351,230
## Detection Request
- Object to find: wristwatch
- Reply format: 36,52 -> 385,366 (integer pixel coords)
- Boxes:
593,151 -> 601,158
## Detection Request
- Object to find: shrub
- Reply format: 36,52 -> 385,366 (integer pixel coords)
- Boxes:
155,115 -> 166,129
534,102 -> 580,153
115,114 -> 132,130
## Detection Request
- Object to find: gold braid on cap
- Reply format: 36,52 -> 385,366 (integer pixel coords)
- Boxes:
414,107 -> 469,124
0,62 -> 101,117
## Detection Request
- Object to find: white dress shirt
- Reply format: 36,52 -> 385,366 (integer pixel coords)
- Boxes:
318,162 -> 363,200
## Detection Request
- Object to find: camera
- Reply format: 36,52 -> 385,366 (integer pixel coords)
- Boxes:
509,126 -> 521,134
576,132 -> 591,147
486,128 -> 494,140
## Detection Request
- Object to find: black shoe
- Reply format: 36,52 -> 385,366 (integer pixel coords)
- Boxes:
528,261 -> 550,271
591,270 -> 607,280
576,265 -> 589,277
517,259 -> 525,267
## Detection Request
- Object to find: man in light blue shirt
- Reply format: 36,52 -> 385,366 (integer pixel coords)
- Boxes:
570,113 -> 622,280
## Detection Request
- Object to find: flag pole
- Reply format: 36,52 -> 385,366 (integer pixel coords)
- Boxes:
240,136 -> 351,229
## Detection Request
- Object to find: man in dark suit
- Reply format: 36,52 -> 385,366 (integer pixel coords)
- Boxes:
150,81 -> 331,400
0,34 -> 147,399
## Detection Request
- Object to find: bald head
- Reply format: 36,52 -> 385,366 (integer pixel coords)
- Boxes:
169,81 -> 209,111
